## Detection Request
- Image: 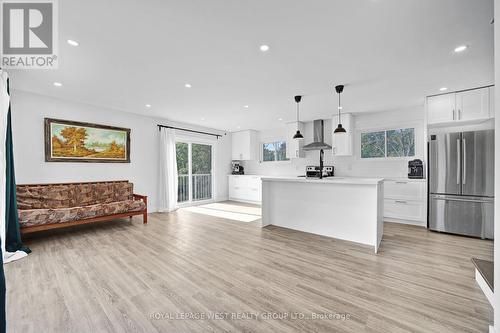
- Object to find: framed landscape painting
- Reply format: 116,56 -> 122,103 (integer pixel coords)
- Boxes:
44,118 -> 131,163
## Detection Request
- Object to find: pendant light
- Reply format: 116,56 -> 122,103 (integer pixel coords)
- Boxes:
334,85 -> 347,134
293,95 -> 304,139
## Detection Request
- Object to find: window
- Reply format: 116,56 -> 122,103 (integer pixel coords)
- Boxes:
361,128 -> 415,159
262,141 -> 288,162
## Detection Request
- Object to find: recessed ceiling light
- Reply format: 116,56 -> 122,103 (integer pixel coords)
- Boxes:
53,82 -> 62,87
184,83 -> 192,88
243,105 -> 249,109
145,104 -> 151,108
278,118 -> 283,121
259,44 -> 270,52
67,39 -> 79,47
201,117 -> 205,121
454,45 -> 468,53
237,126 -> 241,129
439,87 -> 448,92
338,106 -> 343,110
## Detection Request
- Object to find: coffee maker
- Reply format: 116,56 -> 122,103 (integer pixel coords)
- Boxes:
231,161 -> 244,175
408,159 -> 423,179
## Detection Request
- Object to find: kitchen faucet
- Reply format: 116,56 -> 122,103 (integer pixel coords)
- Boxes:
319,149 -> 324,179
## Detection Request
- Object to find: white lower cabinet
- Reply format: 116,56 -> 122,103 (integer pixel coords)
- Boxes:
228,175 -> 262,202
384,199 -> 426,222
383,179 -> 427,226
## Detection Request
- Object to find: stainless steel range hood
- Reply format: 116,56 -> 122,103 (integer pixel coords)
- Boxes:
302,120 -> 332,151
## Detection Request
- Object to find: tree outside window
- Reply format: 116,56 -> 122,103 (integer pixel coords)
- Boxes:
263,141 -> 289,162
361,128 -> 415,159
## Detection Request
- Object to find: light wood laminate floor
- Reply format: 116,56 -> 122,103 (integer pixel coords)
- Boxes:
6,202 -> 493,333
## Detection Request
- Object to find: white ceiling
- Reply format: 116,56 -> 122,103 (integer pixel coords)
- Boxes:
9,0 -> 494,131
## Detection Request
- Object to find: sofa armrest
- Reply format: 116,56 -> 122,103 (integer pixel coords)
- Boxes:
133,194 -> 148,224
133,194 -> 147,201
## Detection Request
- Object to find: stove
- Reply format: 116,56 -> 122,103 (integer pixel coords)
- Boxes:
304,165 -> 334,178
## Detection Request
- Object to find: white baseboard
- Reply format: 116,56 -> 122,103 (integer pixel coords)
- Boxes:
228,198 -> 261,205
384,217 -> 426,227
475,269 -> 494,307
490,325 -> 496,333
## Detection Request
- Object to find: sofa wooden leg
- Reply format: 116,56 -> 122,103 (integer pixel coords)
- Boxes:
143,212 -> 148,224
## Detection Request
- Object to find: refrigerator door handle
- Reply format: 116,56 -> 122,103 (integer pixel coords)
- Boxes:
456,139 -> 460,185
432,195 -> 493,203
462,138 -> 466,184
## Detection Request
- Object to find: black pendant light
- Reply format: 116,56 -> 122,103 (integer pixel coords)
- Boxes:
293,95 -> 304,139
334,85 -> 347,134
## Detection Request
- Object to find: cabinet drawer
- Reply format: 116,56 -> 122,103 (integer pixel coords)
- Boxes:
384,199 -> 426,222
247,176 -> 261,189
247,187 -> 261,202
229,185 -> 247,199
384,181 -> 425,200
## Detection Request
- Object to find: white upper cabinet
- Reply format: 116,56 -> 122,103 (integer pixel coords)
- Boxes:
286,122 -> 305,159
427,94 -> 455,124
427,87 -> 493,125
332,113 -> 353,156
231,130 -> 258,160
457,88 -> 490,121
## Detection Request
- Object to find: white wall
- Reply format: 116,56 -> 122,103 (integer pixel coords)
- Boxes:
10,90 -> 231,211
243,106 -> 425,178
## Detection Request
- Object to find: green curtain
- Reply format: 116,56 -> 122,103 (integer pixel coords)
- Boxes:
5,78 -> 29,254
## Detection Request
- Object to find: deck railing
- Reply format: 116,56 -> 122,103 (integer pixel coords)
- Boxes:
178,174 -> 212,203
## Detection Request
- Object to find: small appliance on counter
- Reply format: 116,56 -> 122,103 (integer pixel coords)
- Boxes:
304,166 -> 334,178
231,161 -> 244,175
408,159 -> 423,179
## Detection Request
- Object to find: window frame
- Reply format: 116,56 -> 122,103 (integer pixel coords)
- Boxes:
261,140 -> 290,163
358,126 -> 417,161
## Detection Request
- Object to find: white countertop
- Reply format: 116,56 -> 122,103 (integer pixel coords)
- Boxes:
261,176 -> 384,185
384,177 -> 427,182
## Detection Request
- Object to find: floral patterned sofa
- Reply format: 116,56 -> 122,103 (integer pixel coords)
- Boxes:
16,180 -> 147,234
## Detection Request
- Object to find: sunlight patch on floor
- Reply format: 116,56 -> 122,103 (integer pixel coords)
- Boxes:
181,202 -> 261,222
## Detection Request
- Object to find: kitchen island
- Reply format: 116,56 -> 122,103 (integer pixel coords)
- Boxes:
261,176 -> 384,253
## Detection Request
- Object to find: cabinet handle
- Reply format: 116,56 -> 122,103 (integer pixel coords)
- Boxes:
395,181 -> 407,184
452,109 -> 455,120
395,200 -> 407,204
458,109 -> 462,120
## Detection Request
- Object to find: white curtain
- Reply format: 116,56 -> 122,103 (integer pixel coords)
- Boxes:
158,128 -> 178,212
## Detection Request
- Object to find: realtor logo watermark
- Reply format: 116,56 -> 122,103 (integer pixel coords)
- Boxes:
0,0 -> 58,69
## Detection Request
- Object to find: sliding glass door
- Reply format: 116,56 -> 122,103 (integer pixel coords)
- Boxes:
176,141 -> 213,204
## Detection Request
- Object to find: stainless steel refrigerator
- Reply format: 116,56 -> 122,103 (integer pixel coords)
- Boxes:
428,130 -> 494,239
